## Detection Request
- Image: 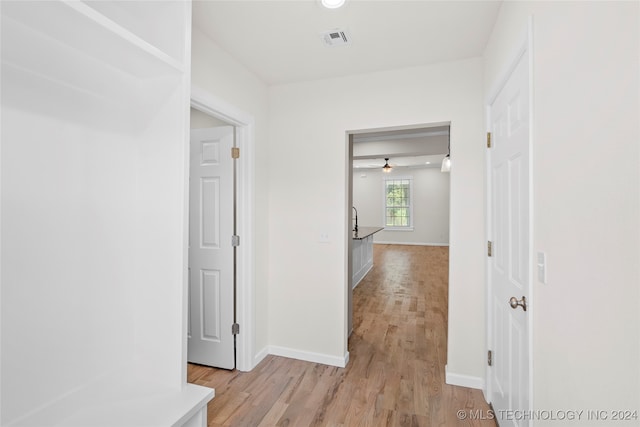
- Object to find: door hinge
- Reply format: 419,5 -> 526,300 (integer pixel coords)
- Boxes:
232,323 -> 240,335
487,132 -> 492,148
231,235 -> 240,247
231,147 -> 240,159
488,350 -> 493,366
487,241 -> 493,257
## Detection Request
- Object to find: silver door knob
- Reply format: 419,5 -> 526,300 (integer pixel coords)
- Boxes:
509,296 -> 527,311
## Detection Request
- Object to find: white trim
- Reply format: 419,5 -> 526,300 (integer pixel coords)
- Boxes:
179,1 -> 193,389
526,16 -> 535,421
190,85 -> 256,372
191,86 -> 254,128
374,241 -> 449,247
352,264 -> 373,289
253,346 -> 269,367
445,365 -> 485,390
484,16 -> 534,415
484,104 -> 492,402
349,121 -> 451,136
268,346 -> 349,368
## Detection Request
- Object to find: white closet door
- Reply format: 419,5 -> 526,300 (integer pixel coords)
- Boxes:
188,126 -> 235,369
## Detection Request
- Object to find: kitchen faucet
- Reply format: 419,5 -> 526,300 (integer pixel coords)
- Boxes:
352,206 -> 358,232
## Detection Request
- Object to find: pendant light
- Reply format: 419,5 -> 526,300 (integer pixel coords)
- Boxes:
441,155 -> 451,173
382,158 -> 392,173
441,129 -> 451,173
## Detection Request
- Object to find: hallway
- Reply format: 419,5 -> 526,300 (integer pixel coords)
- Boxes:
188,245 -> 494,426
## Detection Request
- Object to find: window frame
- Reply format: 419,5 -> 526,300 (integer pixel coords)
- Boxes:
382,175 -> 414,231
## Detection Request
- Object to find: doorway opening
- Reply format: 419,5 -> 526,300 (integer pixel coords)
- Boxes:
188,86 -> 256,372
346,122 -> 452,337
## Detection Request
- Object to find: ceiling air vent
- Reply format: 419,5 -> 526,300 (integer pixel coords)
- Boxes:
320,29 -> 351,47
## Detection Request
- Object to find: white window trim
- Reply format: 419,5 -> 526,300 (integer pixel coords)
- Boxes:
382,175 -> 414,231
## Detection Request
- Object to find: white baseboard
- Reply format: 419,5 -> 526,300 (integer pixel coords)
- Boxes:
252,346 -> 269,369
445,365 -> 485,390
353,264 -> 373,289
482,386 -> 490,403
374,241 -> 449,247
268,346 -> 349,368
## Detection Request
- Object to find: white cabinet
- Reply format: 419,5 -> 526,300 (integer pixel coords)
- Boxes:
353,234 -> 374,288
352,227 -> 383,288
1,1 -> 213,425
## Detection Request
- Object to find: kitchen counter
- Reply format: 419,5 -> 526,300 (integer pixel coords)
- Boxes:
352,226 -> 384,288
352,226 -> 384,240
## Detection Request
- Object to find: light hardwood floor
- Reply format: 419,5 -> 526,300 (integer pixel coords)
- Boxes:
188,244 -> 495,426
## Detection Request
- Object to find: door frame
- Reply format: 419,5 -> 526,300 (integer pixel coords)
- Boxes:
190,85 -> 255,371
484,18 -> 534,412
346,121 -> 451,340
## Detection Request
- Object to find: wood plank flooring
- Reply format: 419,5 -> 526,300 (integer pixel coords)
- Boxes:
188,244 -> 495,426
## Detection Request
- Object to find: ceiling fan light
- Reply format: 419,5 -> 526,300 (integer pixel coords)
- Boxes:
441,126 -> 452,173
441,155 -> 451,173
321,0 -> 346,9
382,158 -> 392,173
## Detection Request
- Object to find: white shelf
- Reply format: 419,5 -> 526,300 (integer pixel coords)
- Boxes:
66,1 -> 185,72
8,369 -> 214,427
1,0 -> 187,131
2,1 -> 185,78
79,1 -> 187,64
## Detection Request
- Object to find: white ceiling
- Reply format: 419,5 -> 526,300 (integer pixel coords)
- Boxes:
193,0 -> 503,85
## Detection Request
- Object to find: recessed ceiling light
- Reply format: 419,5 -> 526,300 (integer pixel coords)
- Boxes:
321,0 -> 346,9
425,161 -> 431,165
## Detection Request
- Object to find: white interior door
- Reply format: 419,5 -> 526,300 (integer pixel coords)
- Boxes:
488,50 -> 531,426
188,126 -> 235,369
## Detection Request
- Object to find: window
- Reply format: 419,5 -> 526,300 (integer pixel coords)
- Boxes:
384,177 -> 413,229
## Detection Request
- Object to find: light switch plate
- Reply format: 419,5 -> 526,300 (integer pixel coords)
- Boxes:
537,252 -> 547,284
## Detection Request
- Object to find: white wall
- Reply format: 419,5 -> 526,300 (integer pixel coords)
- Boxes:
484,2 -> 640,423
191,28 -> 271,362
353,167 -> 450,245
268,58 -> 485,371
1,107 -> 138,423
1,65 -> 192,427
